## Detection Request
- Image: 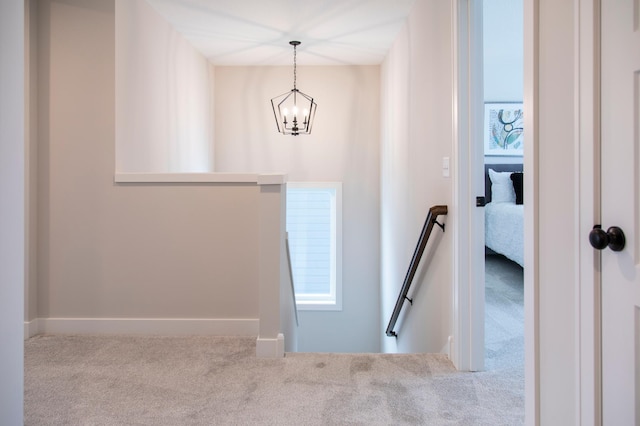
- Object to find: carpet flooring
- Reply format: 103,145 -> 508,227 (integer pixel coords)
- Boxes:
484,254 -> 524,372
24,256 -> 524,425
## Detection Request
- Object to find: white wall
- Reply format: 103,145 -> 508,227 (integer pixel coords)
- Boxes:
214,65 -> 381,353
0,0 -> 25,422
380,0 -> 453,353
484,0 -> 524,103
34,0 -> 262,331
115,0 -> 213,173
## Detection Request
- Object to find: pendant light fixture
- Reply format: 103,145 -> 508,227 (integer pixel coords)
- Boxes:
271,41 -> 317,136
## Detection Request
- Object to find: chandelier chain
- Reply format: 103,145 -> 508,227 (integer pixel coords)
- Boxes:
293,43 -> 297,90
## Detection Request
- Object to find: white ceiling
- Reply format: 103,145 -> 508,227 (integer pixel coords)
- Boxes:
145,0 -> 417,65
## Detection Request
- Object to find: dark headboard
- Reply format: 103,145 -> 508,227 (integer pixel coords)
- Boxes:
485,163 -> 523,203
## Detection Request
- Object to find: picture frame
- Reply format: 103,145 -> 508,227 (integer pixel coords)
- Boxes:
484,102 -> 524,156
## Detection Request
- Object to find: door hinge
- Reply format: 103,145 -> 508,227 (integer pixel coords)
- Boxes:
476,196 -> 486,207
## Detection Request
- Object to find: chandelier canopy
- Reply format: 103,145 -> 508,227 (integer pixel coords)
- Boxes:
271,41 -> 317,136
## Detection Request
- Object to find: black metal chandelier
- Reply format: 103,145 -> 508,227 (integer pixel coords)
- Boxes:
271,41 -> 317,136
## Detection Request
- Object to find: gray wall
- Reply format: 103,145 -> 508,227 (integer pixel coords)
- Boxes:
31,0 -> 261,327
380,0 -> 454,354
115,0 -> 214,173
484,0 -> 523,165
26,0 -> 379,353
214,65 -> 381,353
484,0 -> 524,103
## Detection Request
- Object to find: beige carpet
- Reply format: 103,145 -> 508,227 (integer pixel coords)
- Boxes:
25,333 -> 523,425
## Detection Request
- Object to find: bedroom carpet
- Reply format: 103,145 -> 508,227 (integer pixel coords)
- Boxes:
484,253 -> 525,372
24,257 -> 523,425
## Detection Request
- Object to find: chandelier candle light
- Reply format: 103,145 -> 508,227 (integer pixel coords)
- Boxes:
271,41 -> 317,136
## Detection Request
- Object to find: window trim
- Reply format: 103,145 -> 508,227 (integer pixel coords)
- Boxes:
286,182 -> 342,311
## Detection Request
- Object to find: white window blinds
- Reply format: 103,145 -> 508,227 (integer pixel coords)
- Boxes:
286,183 -> 342,310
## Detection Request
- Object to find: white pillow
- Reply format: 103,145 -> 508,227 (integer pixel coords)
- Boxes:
489,168 -> 516,203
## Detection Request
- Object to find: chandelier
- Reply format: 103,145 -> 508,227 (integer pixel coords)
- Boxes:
271,41 -> 317,136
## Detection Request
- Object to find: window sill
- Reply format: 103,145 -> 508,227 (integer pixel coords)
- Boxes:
296,302 -> 342,312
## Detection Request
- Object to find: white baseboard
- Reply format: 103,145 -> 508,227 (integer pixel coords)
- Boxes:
256,333 -> 285,358
25,318 -> 259,337
24,318 -> 41,340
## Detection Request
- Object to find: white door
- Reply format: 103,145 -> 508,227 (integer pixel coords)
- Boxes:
600,0 -> 640,422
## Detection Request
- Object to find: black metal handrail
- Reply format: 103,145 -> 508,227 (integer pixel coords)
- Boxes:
385,205 -> 448,337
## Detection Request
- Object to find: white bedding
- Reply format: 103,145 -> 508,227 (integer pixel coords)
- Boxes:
485,202 -> 524,267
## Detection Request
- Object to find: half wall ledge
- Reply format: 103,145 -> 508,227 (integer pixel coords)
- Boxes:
114,173 -> 287,184
113,171 -> 292,359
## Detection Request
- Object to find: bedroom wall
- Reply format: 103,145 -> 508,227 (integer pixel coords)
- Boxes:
482,0 -> 524,102
34,0 -> 262,331
483,0 -> 523,166
380,0 -> 453,353
483,0 -> 524,103
214,65 -> 381,353
115,0 -> 214,173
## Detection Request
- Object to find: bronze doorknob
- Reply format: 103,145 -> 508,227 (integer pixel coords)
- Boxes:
589,225 -> 625,252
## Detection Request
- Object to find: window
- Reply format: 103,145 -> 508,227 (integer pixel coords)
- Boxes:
286,183 -> 342,311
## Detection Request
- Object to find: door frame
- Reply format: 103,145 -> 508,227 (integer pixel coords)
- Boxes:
451,0 -> 485,373
576,0 -> 601,423
452,0 -> 541,423
0,0 -> 26,423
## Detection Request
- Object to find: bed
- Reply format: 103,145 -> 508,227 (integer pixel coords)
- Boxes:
484,163 -> 524,267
